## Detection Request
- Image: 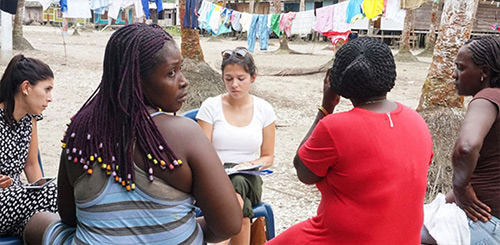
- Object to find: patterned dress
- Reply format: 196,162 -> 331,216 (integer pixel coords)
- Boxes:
0,108 -> 57,237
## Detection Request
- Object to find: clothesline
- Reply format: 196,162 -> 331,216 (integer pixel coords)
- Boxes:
191,0 -> 406,52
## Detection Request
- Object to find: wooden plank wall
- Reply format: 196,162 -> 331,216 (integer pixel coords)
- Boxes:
413,1 -> 499,34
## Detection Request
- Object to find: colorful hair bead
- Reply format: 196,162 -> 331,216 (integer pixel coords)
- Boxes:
66,149 -> 70,154
158,145 -> 164,151
115,176 -> 119,182
98,157 -> 102,163
72,148 -> 77,153
131,183 -> 136,190
87,134 -> 91,140
173,160 -> 179,166
160,160 -> 166,166
121,180 -> 126,186
78,150 -> 82,155
127,174 -> 131,180
70,132 -> 76,138
99,143 -> 103,149
87,168 -> 93,174
61,143 -> 66,148
80,158 -> 84,164
168,164 -> 174,170
153,159 -> 158,164
68,155 -> 72,161
147,154 -> 153,160
177,159 -> 183,165
90,155 -> 95,161
106,171 -> 111,175
83,164 -> 89,170
149,175 -> 154,181
112,171 -> 116,177
148,168 -> 153,174
107,165 -> 111,171
112,156 -> 116,162
126,185 -> 131,191
101,163 -> 107,169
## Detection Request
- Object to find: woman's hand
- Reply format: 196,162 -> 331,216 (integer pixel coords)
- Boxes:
0,174 -> 13,189
322,68 -> 341,113
454,184 -> 491,222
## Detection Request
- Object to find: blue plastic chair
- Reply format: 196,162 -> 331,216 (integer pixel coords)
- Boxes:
0,150 -> 45,245
183,108 -> 275,240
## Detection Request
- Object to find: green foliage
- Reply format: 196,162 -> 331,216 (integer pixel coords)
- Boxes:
164,26 -> 181,36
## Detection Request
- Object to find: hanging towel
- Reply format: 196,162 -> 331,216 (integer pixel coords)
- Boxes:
199,3 -> 215,31
209,6 -> 222,34
63,0 -> 91,18
290,10 -> 315,35
270,14 -> 282,37
231,11 -> 242,31
346,0 -> 365,23
141,0 -> 163,19
322,30 -> 351,48
385,0 -> 406,23
279,12 -> 296,37
423,194 -> 471,245
332,1 -> 350,32
217,8 -> 233,35
400,0 -> 429,9
239,12 -> 253,32
313,5 -> 335,33
362,0 -> 384,19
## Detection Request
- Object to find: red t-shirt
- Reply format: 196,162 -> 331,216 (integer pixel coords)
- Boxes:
270,103 -> 433,244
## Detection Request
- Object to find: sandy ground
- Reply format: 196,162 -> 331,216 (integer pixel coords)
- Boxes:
0,25 -> 432,235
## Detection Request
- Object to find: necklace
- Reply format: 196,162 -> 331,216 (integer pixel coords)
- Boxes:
360,99 -> 386,105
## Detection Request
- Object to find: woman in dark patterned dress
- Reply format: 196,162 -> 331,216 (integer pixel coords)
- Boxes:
0,54 -> 57,238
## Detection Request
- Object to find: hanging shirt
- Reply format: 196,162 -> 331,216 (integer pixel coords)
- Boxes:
290,10 -> 315,35
0,0 -> 18,14
279,12 -> 296,37
60,0 -> 67,12
332,1 -> 350,33
270,14 -> 282,37
231,11 -> 242,31
322,30 -> 351,48
209,6 -> 222,34
362,0 -> 384,19
400,0 -> 430,9
217,8 -> 233,35
346,0 -> 365,23
197,1 -> 211,24
385,0 -> 406,23
313,5 -> 335,33
62,0 -> 91,18
239,12 -> 253,32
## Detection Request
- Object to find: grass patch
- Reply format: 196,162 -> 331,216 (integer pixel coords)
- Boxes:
164,26 -> 181,36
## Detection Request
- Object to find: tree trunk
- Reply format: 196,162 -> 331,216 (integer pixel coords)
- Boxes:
249,0 -> 255,14
394,9 -> 417,62
273,0 -> 293,53
299,0 -> 305,12
13,0 -> 33,50
417,0 -> 479,111
419,1 -> 439,57
179,0 -> 204,62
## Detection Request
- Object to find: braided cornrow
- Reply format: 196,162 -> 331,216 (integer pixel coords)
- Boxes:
465,36 -> 500,88
62,23 -> 181,191
330,37 -> 396,99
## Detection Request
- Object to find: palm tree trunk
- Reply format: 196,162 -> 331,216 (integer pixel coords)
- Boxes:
179,0 -> 204,62
417,0 -> 479,111
13,0 -> 33,50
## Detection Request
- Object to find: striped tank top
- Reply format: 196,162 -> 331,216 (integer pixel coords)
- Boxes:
44,163 -> 203,244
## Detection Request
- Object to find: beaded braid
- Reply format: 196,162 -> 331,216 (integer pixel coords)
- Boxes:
465,36 -> 500,88
61,23 -> 182,191
329,37 -> 397,99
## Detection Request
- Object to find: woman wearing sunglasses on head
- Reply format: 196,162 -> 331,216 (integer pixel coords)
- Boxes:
197,47 -> 276,244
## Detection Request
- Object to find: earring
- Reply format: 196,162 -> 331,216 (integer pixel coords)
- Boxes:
481,76 -> 484,82
24,91 -> 28,96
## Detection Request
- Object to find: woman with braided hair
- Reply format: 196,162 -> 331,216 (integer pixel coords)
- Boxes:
37,23 -> 241,244
268,37 -> 433,244
421,36 -> 500,244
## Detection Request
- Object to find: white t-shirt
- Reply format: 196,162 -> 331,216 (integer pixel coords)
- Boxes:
197,95 -> 276,164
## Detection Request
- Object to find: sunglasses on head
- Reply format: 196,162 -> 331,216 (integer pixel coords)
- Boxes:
221,49 -> 248,60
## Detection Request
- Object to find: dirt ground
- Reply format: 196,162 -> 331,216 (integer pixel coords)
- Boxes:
0,25 -> 432,235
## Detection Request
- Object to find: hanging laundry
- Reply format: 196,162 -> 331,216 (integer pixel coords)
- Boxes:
290,10 -> 315,35
90,0 -> 110,15
385,0 -> 406,23
0,0 -> 18,14
346,0 -> 365,23
63,0 -> 91,18
270,14 -> 282,37
197,0 -> 211,23
332,1 -> 350,32
141,0 -> 163,19
195,0 -> 203,16
362,0 -> 384,19
231,11 -> 242,31
322,30 -> 351,49
199,2 -> 215,32
183,0 -> 199,28
248,14 -> 269,52
400,0 -> 430,9
492,24 -> 500,31
313,5 -> 335,33
217,8 -> 233,35
208,5 -> 222,34
60,0 -> 67,12
267,14 -> 272,31
279,12 -> 296,37
239,12 -> 253,32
